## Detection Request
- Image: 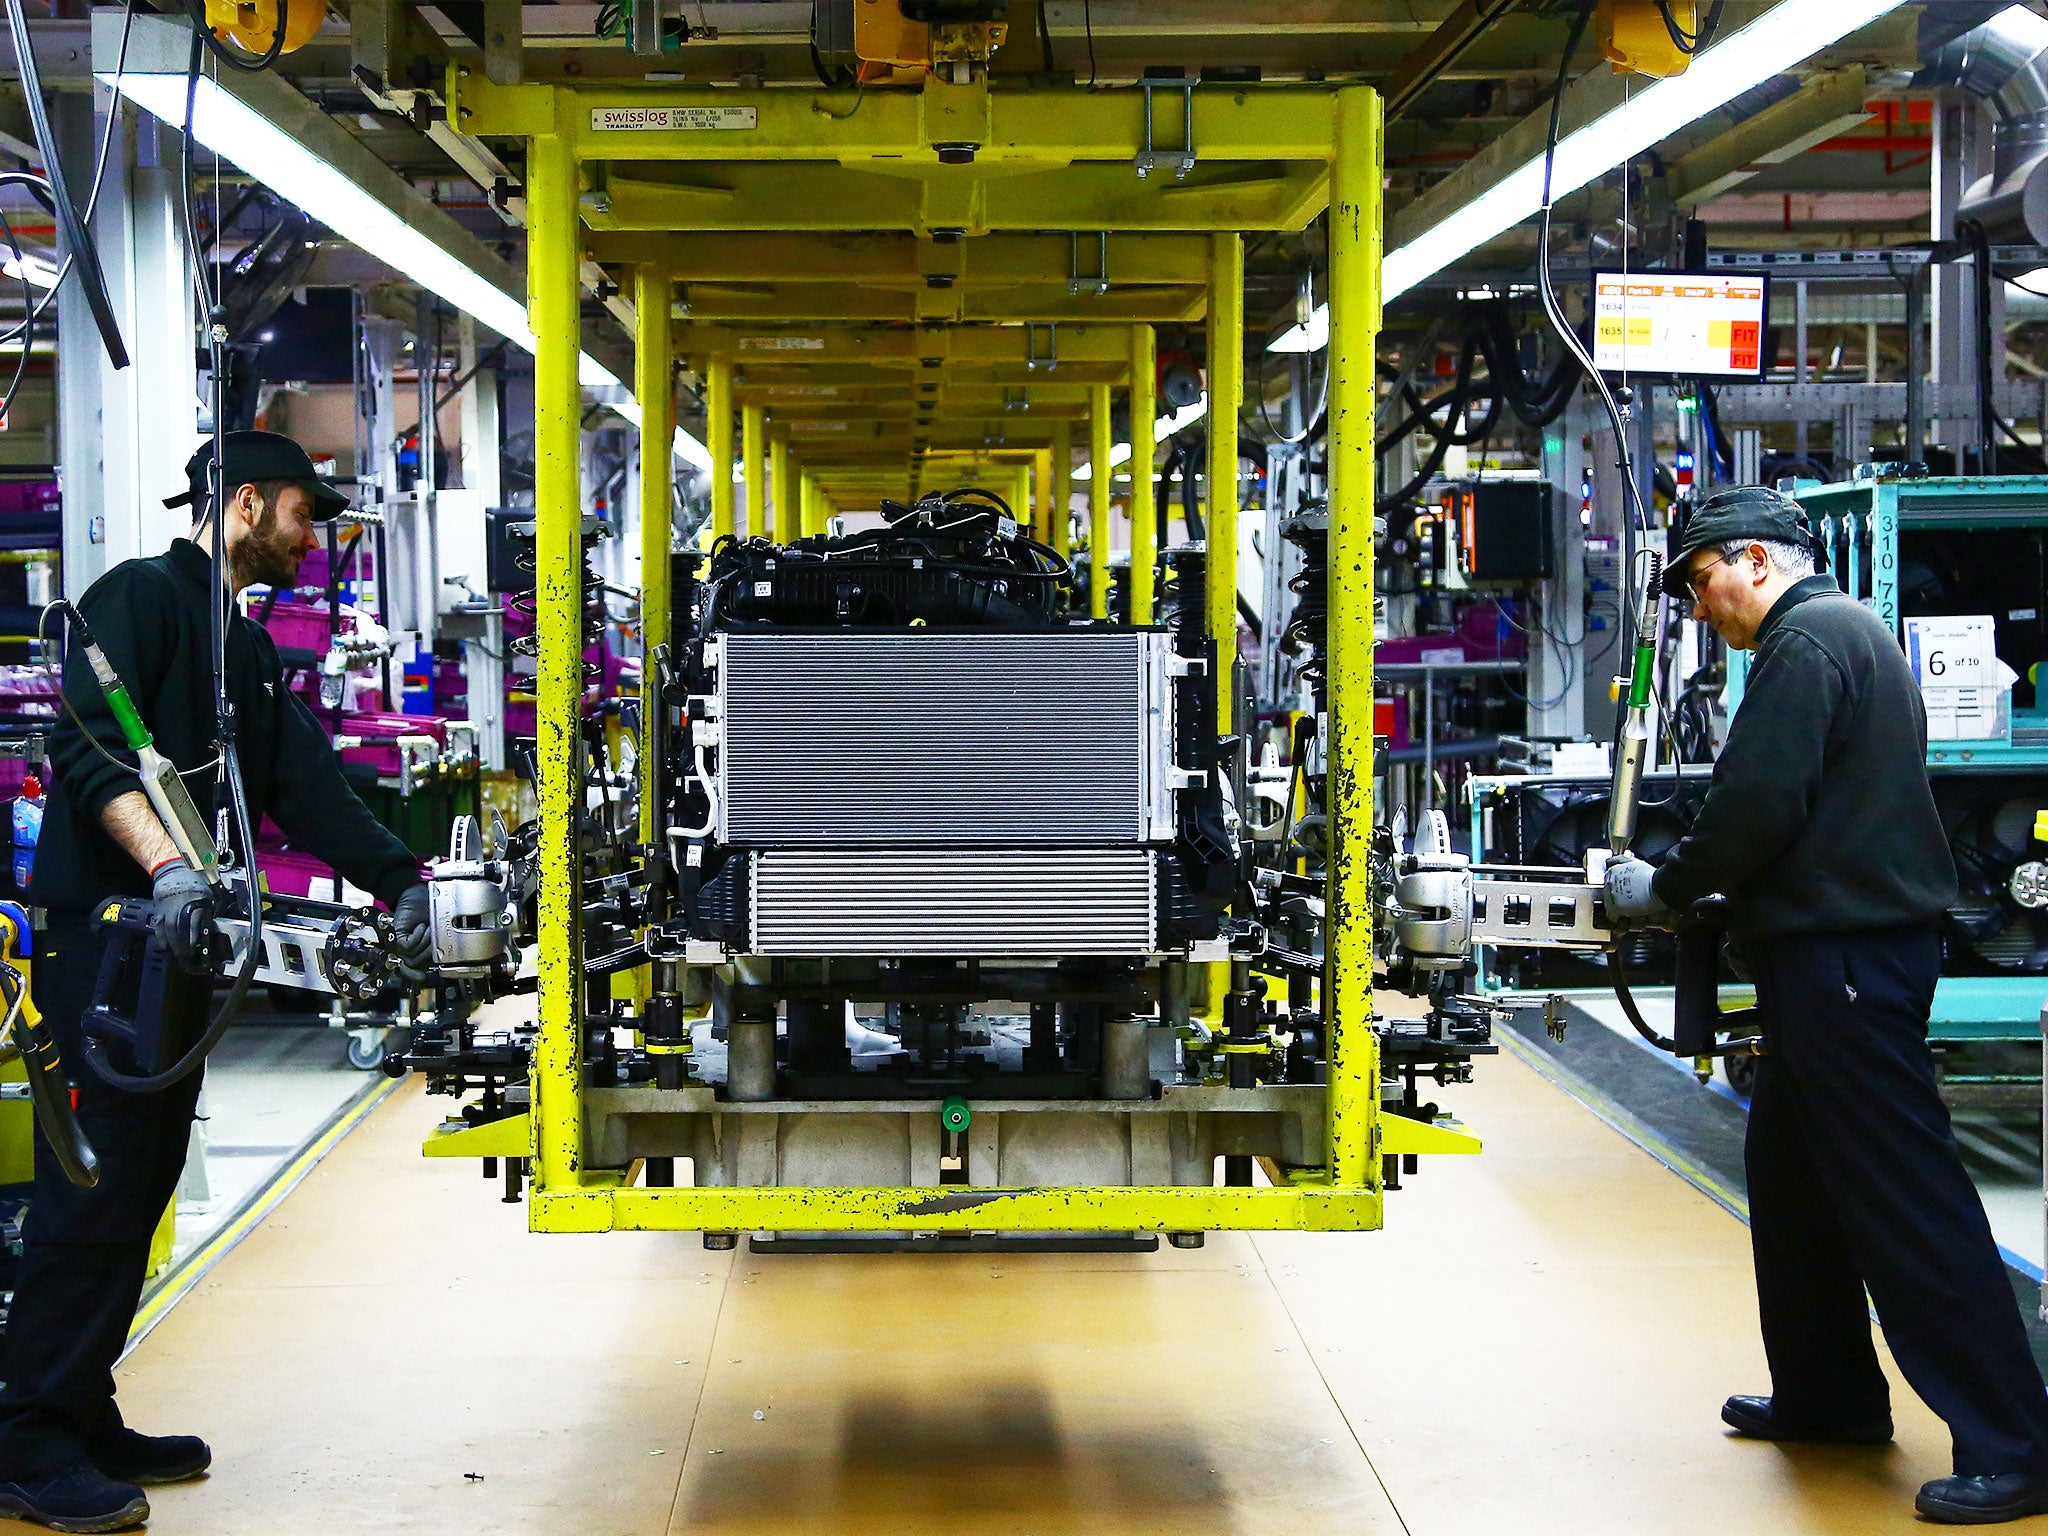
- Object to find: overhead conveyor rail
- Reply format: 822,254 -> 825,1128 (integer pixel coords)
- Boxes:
433,66 -> 1394,1236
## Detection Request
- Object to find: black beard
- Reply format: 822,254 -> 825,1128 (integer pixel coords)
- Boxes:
232,540 -> 301,590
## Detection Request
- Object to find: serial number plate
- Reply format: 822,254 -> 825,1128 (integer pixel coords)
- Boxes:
589,106 -> 758,132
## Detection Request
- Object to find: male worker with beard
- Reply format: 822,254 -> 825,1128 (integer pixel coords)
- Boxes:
1603,483 -> 2048,1524
0,432 -> 432,1533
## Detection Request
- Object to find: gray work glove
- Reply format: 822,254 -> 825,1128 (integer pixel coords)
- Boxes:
1603,854 -> 1671,928
149,861 -> 218,975
391,884 -> 434,986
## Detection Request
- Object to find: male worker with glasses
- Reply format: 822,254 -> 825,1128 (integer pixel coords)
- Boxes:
1604,483 -> 2048,1524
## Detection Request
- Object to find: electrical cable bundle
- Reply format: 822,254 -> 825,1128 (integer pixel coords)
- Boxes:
695,486 -> 1072,636
1371,298 -> 1587,515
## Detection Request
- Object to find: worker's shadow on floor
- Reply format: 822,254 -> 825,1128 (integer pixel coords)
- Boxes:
1739,1433 -> 1939,1524
677,1382 -> 1241,1531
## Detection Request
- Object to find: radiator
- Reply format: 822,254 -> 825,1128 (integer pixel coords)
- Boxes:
749,849 -> 1158,955
713,631 -> 1176,846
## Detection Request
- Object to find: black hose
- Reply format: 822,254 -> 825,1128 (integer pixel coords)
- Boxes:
3,966 -> 98,1186
1,0 -> 127,369
80,743 -> 265,1094
79,25 -> 272,1093
1609,940 -> 1679,1051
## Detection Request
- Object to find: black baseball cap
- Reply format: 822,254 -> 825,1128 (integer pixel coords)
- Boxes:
164,430 -> 352,520
1662,484 -> 1823,597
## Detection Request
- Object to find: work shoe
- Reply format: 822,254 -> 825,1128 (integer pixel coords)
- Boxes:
1917,1473 -> 2048,1525
86,1431 -> 209,1487
1721,1394 -> 1893,1445
0,1459 -> 148,1533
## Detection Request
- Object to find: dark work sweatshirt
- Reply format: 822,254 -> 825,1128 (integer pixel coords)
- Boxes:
37,539 -> 420,915
1651,574 -> 1957,939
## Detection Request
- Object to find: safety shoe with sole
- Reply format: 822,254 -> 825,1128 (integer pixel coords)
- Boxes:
0,1460 -> 149,1533
1721,1394 -> 1893,1445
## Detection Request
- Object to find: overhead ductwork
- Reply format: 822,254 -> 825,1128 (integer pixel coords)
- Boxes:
1917,4 -> 2048,242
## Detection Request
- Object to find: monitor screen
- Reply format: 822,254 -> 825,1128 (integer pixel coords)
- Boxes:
1591,270 -> 1767,378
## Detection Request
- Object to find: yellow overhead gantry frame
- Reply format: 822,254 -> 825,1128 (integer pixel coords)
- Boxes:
676,312 -> 1128,549
442,70 -> 1401,1236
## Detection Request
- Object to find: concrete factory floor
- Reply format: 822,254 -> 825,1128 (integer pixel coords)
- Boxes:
105,1034 -> 2003,1534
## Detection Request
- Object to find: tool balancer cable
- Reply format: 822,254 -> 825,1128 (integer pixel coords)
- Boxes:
75,8 -> 296,1093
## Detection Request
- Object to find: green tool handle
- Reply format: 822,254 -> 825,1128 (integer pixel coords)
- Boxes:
63,607 -> 153,752
1625,633 -> 1656,711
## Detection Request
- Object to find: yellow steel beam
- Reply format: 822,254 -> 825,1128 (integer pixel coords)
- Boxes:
452,74 -> 1341,169
1377,1115 -> 1482,1156
528,129 -> 585,1202
1049,417 -> 1072,557
733,384 -> 1098,411
1207,231 -> 1243,727
671,284 -> 1205,326
633,262 -> 673,845
1032,446 -> 1055,545
675,322 -> 1137,371
770,428 -> 797,542
732,360 -> 1130,387
424,1113 -> 531,1160
527,1182 -> 1381,1235
740,402 -> 766,538
1129,323 -> 1157,624
1089,382 -> 1112,621
706,354 -> 735,540
593,230 -> 1216,286
743,395 -> 1092,421
1325,86 -> 1382,1192
798,466 -> 819,538
780,421 -> 1075,450
590,165 -> 1328,237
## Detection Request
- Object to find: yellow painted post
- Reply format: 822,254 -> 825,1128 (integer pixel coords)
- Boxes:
1325,86 -> 1383,1191
528,130 -> 585,1202
1050,418 -> 1072,558
1207,233 -> 1244,725
1089,384 -> 1112,620
770,429 -> 796,543
633,264 -> 673,846
1010,464 -> 1032,533
1031,447 -> 1053,545
741,403 -> 766,538
707,355 -> 734,541
798,467 -> 818,537
1129,324 -> 1158,624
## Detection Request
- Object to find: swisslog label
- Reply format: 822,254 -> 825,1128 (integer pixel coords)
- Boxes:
589,106 -> 758,132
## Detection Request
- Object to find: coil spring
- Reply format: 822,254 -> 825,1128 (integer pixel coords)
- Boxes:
507,534 -> 606,681
1280,505 -> 1329,712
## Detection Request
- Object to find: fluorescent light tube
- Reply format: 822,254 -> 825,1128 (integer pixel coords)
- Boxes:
1383,0 -> 1907,300
1073,397 -> 1208,480
100,67 -> 713,474
1268,0 -> 1909,343
1268,306 -> 1327,354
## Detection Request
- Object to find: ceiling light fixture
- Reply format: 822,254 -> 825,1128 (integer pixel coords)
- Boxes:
99,47 -> 714,474
1073,397 -> 1209,479
1270,0 -> 1909,350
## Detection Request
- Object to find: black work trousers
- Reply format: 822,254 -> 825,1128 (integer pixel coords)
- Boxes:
0,911 -> 206,1479
1745,923 -> 2048,1476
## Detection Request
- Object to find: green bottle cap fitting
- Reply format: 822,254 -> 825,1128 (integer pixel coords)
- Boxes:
939,1096 -> 971,1135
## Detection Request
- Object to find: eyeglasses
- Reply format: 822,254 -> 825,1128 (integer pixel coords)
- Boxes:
1679,549 -> 1747,603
